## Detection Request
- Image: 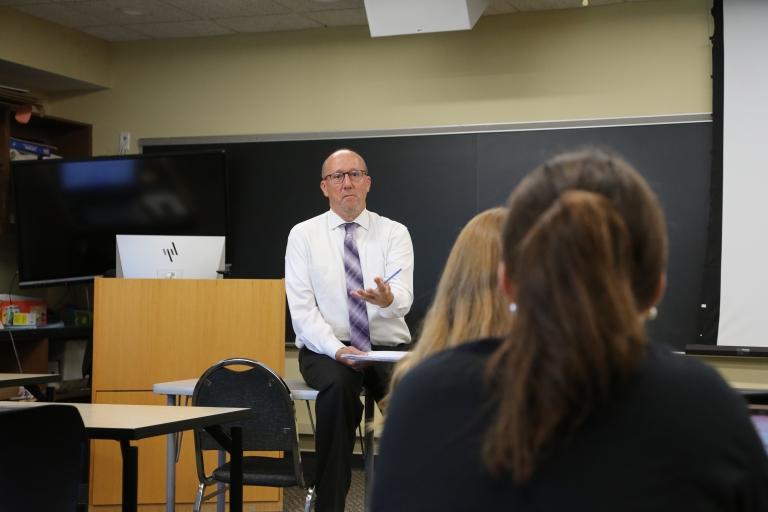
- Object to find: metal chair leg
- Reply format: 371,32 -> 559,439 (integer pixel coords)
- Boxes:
358,423 -> 365,460
304,486 -> 316,512
193,482 -> 205,512
359,388 -> 368,460
305,400 -> 316,437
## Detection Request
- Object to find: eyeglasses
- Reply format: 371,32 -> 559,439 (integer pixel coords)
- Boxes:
322,169 -> 368,185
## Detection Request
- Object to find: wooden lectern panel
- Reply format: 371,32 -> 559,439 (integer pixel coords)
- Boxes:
91,278 -> 285,508
92,278 -> 285,390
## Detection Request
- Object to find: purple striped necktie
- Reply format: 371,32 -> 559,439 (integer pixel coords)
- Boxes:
343,222 -> 371,352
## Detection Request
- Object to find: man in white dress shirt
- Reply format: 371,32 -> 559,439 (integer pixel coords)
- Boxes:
285,148 -> 413,512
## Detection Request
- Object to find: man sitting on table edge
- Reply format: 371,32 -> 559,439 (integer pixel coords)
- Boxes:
284,148 -> 413,512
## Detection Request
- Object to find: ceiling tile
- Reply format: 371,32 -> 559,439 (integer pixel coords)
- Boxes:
14,2 -> 109,27
306,7 -> 366,27
129,19 -> 235,38
0,0 -> 48,6
506,0 -> 578,10
485,0 -> 518,14
274,0 -> 363,13
65,0 -> 200,25
216,12 -> 321,33
161,0 -> 290,18
80,23 -> 151,40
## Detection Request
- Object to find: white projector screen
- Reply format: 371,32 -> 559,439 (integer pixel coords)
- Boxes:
718,0 -> 768,346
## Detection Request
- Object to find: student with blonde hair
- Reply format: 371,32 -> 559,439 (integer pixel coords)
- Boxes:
372,149 -> 768,512
386,207 -> 512,398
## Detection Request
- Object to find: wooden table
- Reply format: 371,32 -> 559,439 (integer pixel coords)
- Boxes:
0,401 -> 249,512
0,372 -> 60,388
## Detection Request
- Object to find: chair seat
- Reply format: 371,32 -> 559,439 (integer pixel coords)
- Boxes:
212,455 -> 300,487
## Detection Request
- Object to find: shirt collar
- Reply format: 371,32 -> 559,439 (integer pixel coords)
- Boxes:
328,209 -> 369,231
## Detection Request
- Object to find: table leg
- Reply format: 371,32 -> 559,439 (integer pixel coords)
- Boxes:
217,450 -> 225,512
120,440 -> 139,512
204,425 -> 243,512
165,394 -> 176,512
364,392 -> 374,512
229,427 -> 243,512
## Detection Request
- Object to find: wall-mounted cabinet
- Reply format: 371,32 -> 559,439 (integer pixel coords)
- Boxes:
0,108 -> 92,230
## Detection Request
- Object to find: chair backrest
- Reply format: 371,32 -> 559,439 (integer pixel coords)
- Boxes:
0,404 -> 86,512
192,357 -> 302,460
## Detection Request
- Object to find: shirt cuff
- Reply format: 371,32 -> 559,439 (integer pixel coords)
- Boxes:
325,340 -> 346,360
378,296 -> 403,318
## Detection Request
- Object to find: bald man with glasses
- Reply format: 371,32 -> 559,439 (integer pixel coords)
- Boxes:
285,148 -> 414,512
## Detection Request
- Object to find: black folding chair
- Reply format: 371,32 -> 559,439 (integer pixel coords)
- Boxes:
192,357 -> 315,512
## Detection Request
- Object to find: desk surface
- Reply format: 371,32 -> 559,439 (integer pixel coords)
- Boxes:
153,377 -> 320,401
0,401 -> 248,440
0,373 -> 61,387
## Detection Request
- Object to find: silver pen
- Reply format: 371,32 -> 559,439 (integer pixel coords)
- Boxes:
383,268 -> 402,284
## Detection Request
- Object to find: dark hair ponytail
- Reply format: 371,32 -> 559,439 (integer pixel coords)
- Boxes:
484,168 -> 658,481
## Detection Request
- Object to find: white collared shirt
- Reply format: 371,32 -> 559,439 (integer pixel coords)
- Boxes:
285,209 -> 413,358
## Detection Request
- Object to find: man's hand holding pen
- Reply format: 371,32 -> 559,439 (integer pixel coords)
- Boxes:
352,268 -> 401,308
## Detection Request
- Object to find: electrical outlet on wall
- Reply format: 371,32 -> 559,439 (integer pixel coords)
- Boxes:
119,131 -> 131,153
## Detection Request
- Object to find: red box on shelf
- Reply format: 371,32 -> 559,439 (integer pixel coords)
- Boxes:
0,294 -> 47,327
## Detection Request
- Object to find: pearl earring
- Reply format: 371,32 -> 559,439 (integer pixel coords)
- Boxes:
509,303 -> 517,314
648,306 -> 658,320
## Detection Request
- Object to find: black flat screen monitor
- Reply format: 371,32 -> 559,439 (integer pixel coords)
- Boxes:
11,150 -> 228,287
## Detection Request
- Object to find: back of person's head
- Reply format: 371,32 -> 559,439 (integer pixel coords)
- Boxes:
421,206 -> 512,348
387,207 -> 512,404
485,148 -> 667,481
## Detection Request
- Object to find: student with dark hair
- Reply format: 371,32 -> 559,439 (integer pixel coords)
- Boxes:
372,150 -> 768,512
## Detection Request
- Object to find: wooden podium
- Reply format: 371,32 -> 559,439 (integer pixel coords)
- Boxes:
90,277 -> 286,510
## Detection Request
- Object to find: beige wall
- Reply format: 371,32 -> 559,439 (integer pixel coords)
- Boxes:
693,355 -> 768,391
42,0 -> 712,155
0,8 -> 111,90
